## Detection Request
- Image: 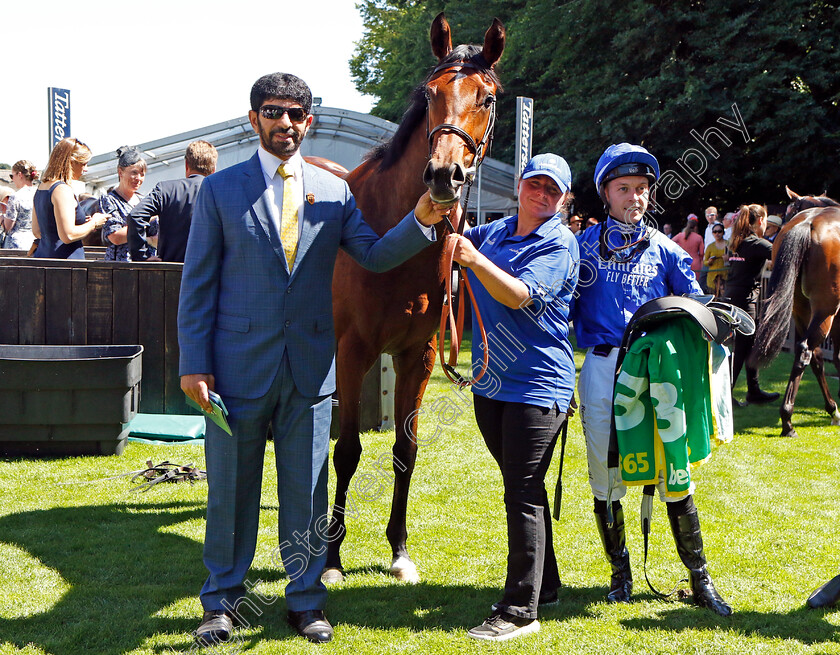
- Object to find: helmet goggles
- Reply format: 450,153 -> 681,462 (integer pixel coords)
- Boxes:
600,162 -> 657,187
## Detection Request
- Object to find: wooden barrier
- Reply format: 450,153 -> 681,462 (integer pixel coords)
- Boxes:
0,257 -> 190,415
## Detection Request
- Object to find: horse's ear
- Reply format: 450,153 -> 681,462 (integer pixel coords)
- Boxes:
482,18 -> 506,68
786,185 -> 801,200
430,12 -> 452,61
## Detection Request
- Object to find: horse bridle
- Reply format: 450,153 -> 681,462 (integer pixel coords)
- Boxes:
426,60 -> 496,387
785,197 -> 807,222
425,60 -> 497,183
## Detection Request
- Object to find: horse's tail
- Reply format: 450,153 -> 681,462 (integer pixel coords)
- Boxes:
750,223 -> 810,367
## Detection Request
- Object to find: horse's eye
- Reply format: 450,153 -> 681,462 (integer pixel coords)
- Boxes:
483,94 -> 496,108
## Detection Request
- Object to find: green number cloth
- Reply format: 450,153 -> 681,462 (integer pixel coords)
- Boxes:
613,317 -> 719,495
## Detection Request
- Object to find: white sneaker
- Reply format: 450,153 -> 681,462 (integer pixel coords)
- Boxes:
467,613 -> 540,642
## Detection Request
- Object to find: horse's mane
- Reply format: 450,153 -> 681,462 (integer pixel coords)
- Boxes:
367,45 -> 502,172
813,196 -> 840,207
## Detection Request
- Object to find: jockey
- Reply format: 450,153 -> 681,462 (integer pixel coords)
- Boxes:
572,143 -> 732,616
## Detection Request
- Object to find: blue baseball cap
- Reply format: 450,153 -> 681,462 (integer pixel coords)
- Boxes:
521,153 -> 572,192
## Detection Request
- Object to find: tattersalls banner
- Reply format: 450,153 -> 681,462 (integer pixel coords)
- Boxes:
514,97 -> 533,196
48,87 -> 71,154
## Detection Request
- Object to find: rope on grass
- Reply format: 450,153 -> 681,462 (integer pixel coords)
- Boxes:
54,459 -> 207,491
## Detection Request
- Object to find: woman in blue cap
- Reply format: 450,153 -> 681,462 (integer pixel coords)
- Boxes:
448,153 -> 579,641
572,143 -> 731,616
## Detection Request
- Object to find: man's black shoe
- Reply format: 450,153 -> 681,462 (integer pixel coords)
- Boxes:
194,610 -> 234,646
746,389 -> 780,405
287,609 -> 333,643
808,574 -> 840,609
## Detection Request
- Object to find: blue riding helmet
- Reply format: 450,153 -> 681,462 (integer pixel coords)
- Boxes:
594,143 -> 660,189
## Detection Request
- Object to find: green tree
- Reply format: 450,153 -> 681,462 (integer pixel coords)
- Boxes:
352,0 -> 840,221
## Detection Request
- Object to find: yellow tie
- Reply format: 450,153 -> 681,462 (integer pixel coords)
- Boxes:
277,163 -> 298,269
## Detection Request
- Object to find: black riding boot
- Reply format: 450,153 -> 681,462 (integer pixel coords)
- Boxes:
668,505 -> 732,616
594,501 -> 632,603
745,366 -> 779,404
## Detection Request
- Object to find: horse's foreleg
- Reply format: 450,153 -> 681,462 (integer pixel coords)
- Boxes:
386,337 -> 437,584
323,338 -> 378,584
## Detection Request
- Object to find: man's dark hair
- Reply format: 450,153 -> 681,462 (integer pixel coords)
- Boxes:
250,73 -> 312,114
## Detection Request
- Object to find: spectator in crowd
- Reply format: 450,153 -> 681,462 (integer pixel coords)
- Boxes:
672,216 -> 705,282
764,214 -> 782,242
568,214 -> 583,234
703,221 -> 729,297
586,216 -> 599,228
32,138 -> 108,260
725,204 -> 779,405
2,160 -> 38,250
721,211 -> 735,240
0,185 -> 14,243
662,222 -> 672,237
446,154 -> 578,642
101,146 -> 147,261
703,205 -> 720,246
128,140 -> 218,262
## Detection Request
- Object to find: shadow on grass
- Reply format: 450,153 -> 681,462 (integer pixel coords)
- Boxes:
0,501 -> 207,655
160,580 -> 610,651
0,500 -> 601,653
5,500 -> 838,653
621,603 -> 840,646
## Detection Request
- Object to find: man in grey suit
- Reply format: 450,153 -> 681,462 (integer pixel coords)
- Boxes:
179,72 -> 448,646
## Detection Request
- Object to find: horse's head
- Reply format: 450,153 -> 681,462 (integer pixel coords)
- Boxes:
422,13 -> 505,205
784,185 -> 838,222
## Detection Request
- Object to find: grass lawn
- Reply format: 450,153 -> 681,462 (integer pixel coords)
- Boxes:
2,339 -> 840,654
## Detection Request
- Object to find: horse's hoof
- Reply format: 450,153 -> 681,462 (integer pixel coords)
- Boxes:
778,429 -> 798,438
390,556 -> 420,584
321,567 -> 345,584
831,410 -> 840,426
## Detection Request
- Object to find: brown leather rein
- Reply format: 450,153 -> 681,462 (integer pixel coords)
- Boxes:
427,60 -> 495,387
439,232 -> 489,387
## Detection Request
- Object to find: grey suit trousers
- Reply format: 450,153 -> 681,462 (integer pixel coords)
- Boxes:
200,352 -> 332,613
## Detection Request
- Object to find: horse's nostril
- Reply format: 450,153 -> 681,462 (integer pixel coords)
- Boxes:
451,163 -> 466,185
422,161 -> 434,186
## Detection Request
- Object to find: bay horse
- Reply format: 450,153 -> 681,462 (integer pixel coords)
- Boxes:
749,187 -> 840,437
322,13 -> 505,583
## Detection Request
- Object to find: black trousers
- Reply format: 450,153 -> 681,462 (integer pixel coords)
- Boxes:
729,291 -> 761,390
473,394 -> 566,619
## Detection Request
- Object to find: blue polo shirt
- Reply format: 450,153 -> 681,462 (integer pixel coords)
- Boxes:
464,214 -> 579,410
571,218 -> 701,348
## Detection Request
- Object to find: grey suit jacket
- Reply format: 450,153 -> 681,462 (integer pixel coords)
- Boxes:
178,152 -> 432,400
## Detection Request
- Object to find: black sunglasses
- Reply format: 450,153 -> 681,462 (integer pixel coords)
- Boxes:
258,105 -> 308,122
712,229 -> 724,234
